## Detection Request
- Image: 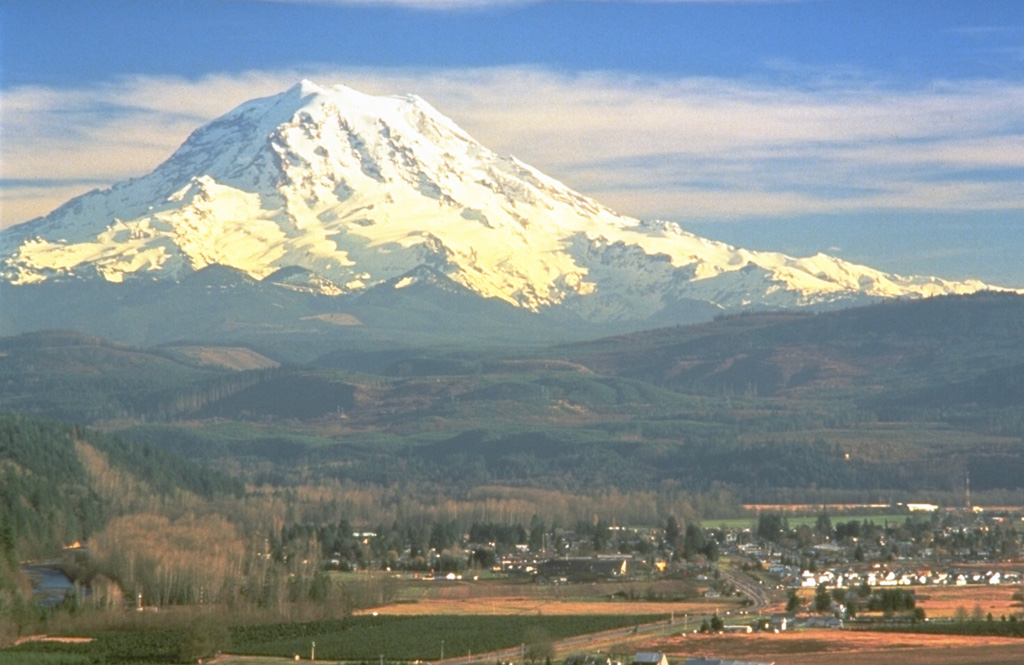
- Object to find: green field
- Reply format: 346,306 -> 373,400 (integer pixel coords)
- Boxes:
0,654 -> 93,665
709,513 -> 912,530
3,614 -> 662,665
233,614 -> 660,660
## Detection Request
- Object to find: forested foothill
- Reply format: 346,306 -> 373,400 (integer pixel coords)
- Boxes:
3,293 -> 1024,657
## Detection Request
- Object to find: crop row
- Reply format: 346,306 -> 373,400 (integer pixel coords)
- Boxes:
231,614 -> 661,660
5,614 -> 660,664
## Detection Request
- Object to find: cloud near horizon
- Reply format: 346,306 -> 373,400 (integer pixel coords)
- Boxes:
2,67 -> 1022,228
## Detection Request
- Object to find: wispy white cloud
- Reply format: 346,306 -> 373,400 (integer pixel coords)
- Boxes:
2,66 -> 1022,228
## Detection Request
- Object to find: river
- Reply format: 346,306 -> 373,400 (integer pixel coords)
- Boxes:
21,561 -> 77,606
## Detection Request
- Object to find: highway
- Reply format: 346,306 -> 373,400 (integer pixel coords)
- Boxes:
438,566 -> 776,665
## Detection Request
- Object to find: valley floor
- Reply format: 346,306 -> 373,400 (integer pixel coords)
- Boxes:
653,630 -> 1024,665
203,627 -> 1024,665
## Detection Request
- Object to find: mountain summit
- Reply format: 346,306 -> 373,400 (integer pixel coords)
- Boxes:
0,80 -> 1009,323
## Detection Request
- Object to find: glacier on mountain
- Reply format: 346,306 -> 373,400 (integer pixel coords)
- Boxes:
0,79 -> 1010,321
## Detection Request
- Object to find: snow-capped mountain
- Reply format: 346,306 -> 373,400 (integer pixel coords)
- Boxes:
0,80 -> 1010,323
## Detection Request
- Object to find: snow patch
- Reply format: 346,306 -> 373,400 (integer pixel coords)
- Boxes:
1,80 -> 1016,316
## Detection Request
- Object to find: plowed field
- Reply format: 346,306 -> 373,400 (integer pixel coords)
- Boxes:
650,629 -> 1024,665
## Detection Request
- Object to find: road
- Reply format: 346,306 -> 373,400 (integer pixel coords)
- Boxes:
214,566 -> 778,665
439,618 -> 677,665
719,566 -> 774,612
439,566 -> 776,665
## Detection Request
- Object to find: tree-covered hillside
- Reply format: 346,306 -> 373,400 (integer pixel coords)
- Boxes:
2,294 -> 1024,649
0,413 -> 243,561
3,293 -> 1024,511
565,292 -> 1024,401
0,331 -> 235,422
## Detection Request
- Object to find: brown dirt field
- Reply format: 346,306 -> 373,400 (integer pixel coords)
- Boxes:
352,580 -> 1024,663
915,585 -> 1022,619
786,580 -> 1024,620
648,629 -> 1024,665
14,635 -> 95,645
356,597 -> 729,616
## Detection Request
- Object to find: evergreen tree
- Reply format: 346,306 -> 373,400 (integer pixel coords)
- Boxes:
683,523 -> 705,560
665,516 -> 681,548
529,514 -> 546,552
814,583 -> 832,613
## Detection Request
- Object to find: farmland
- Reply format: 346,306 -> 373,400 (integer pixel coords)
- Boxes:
6,558 -> 1024,665
7,297 -> 1024,665
3,614 -> 662,664
650,629 -> 1024,665
353,577 -> 749,617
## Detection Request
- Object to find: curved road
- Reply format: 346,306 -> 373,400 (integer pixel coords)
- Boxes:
214,566 -> 777,665
440,566 -> 775,665
719,567 -> 774,612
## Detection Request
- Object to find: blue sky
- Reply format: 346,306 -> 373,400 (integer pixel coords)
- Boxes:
2,0 -> 1023,285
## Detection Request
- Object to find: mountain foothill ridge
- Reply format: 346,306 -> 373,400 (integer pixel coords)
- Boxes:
1,78 -> 1015,326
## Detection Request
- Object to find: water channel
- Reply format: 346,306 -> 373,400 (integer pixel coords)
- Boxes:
21,561 -> 77,606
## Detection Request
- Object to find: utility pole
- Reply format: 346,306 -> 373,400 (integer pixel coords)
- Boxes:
311,641 -> 315,662
441,640 -> 444,661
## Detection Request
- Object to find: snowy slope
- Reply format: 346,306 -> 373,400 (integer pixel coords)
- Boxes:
0,80 -> 1010,321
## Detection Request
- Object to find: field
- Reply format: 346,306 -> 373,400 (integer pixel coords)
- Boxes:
6,576 -> 1023,665
2,615 -> 662,665
229,615 -> 662,661
782,571 -> 1023,620
354,577 -> 1024,665
708,513 -> 910,530
913,583 -> 1022,619
647,629 -> 1024,665
356,596 -> 730,617
200,632 -> 1024,665
357,578 -> 748,617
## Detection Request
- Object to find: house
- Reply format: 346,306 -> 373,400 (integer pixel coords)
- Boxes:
566,654 -> 617,665
632,652 -> 669,665
798,616 -> 843,629
536,557 -> 628,583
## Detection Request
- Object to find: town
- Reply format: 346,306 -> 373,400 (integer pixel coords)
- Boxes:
290,503 -> 1024,630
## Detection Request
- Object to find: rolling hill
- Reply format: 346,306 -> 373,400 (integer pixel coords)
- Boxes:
3,292 -> 1023,504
